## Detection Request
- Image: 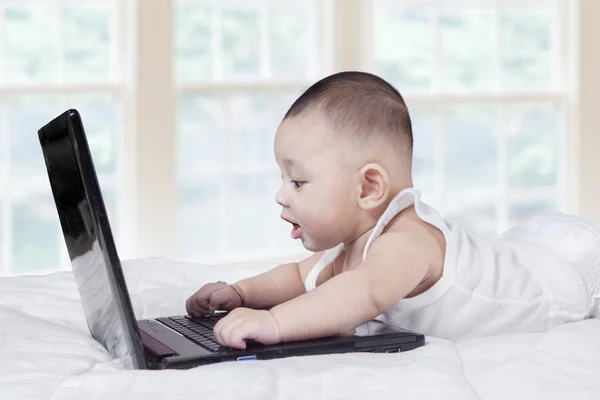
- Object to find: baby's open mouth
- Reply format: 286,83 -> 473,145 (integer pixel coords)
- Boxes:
291,223 -> 303,239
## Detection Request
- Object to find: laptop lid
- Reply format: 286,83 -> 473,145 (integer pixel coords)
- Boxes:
38,109 -> 147,370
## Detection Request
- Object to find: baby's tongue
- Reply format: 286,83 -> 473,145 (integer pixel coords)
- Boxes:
291,224 -> 303,239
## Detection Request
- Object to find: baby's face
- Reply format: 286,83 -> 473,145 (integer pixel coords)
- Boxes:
274,114 -> 359,252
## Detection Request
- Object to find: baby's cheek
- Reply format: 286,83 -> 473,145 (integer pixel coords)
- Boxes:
313,210 -> 344,236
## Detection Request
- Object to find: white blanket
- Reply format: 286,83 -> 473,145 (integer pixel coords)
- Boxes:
1,258 -> 599,400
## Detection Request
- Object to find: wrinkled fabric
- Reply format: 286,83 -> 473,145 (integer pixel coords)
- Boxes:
1,258 -> 599,400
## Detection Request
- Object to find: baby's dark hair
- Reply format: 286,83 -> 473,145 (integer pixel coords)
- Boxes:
283,71 -> 413,161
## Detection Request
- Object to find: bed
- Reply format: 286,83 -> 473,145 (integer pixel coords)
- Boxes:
1,258 -> 599,400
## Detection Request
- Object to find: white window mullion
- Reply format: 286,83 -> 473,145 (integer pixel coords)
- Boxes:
496,104 -> 508,233
307,0 -> 321,78
218,94 -> 232,255
125,0 -> 176,259
431,4 -> 444,209
0,2 -> 6,86
0,84 -> 123,95
494,3 -> 508,232
494,0 -> 503,91
258,2 -> 270,79
110,0 -> 121,83
54,0 -> 64,84
431,1 -> 441,94
0,102 -> 10,276
179,81 -> 309,92
212,5 -> 222,81
551,0 -> 562,92
433,104 -> 446,210
405,92 -> 564,105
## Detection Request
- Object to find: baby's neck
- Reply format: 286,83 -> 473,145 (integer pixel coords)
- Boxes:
340,224 -> 377,272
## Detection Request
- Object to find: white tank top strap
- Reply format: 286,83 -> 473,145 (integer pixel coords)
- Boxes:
304,243 -> 344,292
362,188 -> 421,260
363,188 -> 454,262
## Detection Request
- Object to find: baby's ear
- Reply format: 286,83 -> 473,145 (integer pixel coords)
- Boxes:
357,163 -> 390,210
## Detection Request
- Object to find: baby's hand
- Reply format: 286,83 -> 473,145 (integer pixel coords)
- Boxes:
213,308 -> 281,350
186,282 -> 243,317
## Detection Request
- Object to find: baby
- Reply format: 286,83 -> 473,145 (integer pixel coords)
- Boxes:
186,71 -> 600,350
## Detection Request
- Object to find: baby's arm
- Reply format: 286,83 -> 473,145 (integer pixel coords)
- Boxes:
270,232 -> 429,342
234,251 -> 335,309
187,250 -> 337,316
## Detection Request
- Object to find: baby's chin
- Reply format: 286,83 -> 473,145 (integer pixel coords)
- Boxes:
300,236 -> 337,253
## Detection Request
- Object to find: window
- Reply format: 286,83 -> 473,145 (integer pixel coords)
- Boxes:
370,0 -> 567,236
1,0 -> 587,277
174,0 -> 328,263
0,0 -> 123,276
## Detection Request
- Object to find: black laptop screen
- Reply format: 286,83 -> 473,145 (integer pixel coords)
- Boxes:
38,110 -> 146,369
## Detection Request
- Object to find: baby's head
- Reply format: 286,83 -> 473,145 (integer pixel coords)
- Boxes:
274,71 -> 414,252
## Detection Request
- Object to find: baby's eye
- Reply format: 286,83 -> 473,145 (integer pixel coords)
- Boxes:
291,180 -> 305,188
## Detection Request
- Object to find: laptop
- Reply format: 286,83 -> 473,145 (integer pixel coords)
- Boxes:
37,109 -> 425,370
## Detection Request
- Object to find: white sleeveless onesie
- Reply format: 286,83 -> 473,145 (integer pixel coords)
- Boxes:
304,188 -> 600,340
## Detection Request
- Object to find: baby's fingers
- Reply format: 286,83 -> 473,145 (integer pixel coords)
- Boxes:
186,295 -> 210,316
214,314 -> 247,349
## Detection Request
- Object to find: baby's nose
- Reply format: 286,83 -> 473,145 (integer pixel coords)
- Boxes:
275,189 -> 288,207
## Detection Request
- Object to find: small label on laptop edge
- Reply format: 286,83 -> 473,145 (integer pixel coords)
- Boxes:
236,355 -> 257,361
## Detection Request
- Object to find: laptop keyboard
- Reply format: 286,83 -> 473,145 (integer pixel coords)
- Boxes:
157,314 -> 226,352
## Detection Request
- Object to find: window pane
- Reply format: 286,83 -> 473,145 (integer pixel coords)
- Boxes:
269,4 -> 312,79
372,2 -> 433,93
507,103 -> 560,189
221,8 -> 261,79
178,181 -> 221,261
439,11 -> 497,92
11,195 -> 65,274
7,94 -> 121,274
62,2 -> 116,83
178,93 -> 224,180
5,5 -> 59,84
230,91 -> 279,170
175,2 -> 213,82
177,89 -> 299,258
508,198 -> 557,227
445,106 -> 499,192
0,9 -> 5,86
175,1 -> 319,82
501,10 -> 556,91
8,96 -> 64,187
70,94 -> 121,175
228,175 -> 271,251
8,94 -> 120,186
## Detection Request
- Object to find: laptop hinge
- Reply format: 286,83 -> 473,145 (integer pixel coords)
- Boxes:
140,329 -> 177,359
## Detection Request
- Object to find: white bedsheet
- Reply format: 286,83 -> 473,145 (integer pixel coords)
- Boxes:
1,258 -> 599,400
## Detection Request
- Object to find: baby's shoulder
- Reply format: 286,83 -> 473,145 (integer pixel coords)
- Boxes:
375,209 -> 446,259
